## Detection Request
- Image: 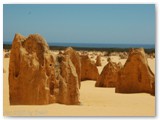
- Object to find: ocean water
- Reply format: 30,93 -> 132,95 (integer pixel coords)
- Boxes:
3,41 -> 155,49
48,43 -> 155,49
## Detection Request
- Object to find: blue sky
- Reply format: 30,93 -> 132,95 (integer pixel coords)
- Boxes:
3,4 -> 155,44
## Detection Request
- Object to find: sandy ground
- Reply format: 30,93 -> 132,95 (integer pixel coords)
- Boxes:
3,53 -> 155,116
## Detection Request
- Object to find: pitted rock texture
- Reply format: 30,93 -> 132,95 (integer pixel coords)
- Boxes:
95,61 -> 121,87
9,33 -> 81,105
95,55 -> 102,66
81,55 -> 99,81
64,47 -> 81,88
9,33 -> 55,105
56,55 -> 80,105
115,48 -> 155,95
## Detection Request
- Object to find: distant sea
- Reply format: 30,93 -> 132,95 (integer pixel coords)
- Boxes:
48,43 -> 155,49
3,41 -> 155,49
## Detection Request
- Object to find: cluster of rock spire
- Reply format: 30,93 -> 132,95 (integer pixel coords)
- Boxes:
8,33 -> 155,105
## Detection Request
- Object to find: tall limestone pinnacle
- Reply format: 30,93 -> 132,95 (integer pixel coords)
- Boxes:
95,60 -> 121,87
115,48 -> 155,95
64,47 -> 81,88
9,33 -> 80,105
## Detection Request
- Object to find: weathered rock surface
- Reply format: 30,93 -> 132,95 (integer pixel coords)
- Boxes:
81,55 -> 99,81
9,33 -> 81,105
56,55 -> 80,105
64,47 -> 81,88
9,33 -> 55,105
95,55 -> 102,66
119,52 -> 128,59
95,61 -> 121,87
4,52 -> 10,58
115,48 -> 155,95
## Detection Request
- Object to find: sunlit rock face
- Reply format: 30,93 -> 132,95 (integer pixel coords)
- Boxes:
115,48 -> 155,95
81,55 -> 99,81
9,33 -> 80,105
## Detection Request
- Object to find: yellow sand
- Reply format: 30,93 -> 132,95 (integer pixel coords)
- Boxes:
3,54 -> 155,116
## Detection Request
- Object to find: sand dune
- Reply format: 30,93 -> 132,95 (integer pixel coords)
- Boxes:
3,53 -> 155,116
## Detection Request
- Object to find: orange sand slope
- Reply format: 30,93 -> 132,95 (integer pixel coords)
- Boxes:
3,53 -> 155,116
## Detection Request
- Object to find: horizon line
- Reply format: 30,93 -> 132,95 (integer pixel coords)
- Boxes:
3,41 -> 155,45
